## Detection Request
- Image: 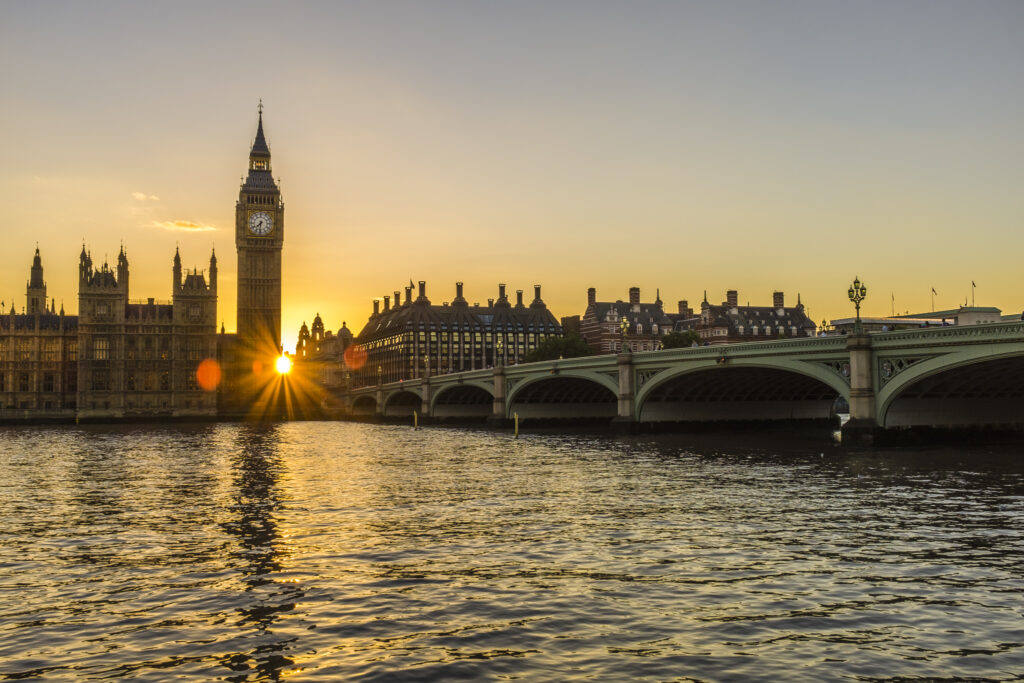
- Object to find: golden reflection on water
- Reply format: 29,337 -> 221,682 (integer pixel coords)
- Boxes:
0,423 -> 1023,681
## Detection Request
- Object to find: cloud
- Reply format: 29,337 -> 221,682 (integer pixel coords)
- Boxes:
132,191 -> 160,201
152,219 -> 216,232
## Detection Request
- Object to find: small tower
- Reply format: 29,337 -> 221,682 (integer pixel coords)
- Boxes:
117,245 -> 130,298
26,247 -> 46,315
173,246 -> 182,294
209,248 -> 218,294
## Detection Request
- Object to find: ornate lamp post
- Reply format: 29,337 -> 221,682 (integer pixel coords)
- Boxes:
423,356 -> 430,379
377,364 -> 383,385
496,338 -> 504,367
620,316 -> 630,353
848,277 -> 867,333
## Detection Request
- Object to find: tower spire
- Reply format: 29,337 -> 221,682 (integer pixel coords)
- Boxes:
251,101 -> 270,158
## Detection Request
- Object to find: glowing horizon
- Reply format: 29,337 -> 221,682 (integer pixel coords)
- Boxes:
3,2 -> 1023,352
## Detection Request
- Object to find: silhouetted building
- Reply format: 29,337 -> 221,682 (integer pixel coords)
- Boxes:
687,290 -> 816,344
354,281 -> 561,386
580,286 -> 674,353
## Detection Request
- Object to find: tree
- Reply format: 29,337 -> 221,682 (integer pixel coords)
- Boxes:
523,333 -> 595,363
660,330 -> 701,349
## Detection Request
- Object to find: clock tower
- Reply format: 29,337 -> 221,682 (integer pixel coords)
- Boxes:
235,103 -> 283,358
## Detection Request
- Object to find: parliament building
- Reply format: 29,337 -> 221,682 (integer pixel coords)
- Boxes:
0,107 -> 285,421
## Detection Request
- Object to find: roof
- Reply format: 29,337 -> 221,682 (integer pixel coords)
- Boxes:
1,313 -> 78,332
697,302 -> 816,333
895,306 -> 1001,319
585,300 -> 674,328
357,290 -> 561,342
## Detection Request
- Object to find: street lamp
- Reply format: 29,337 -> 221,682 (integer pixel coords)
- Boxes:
496,338 -> 504,367
620,316 -> 630,353
377,365 -> 383,385
848,276 -> 867,333
423,356 -> 430,378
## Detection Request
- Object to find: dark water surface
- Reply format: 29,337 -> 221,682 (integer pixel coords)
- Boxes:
1,422 -> 1023,681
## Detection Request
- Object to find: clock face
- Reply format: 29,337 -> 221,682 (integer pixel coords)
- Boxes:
248,211 -> 273,236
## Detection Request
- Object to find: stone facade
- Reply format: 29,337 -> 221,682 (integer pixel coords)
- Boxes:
353,281 -> 561,387
580,287 -> 676,353
1,246 -> 217,421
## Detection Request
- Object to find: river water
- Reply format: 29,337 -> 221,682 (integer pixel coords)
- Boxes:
1,422 -> 1022,681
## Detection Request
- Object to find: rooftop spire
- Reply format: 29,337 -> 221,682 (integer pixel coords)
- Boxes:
250,101 -> 270,158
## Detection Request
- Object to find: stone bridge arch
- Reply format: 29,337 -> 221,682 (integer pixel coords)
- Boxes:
430,381 -> 494,419
876,348 -> 1024,428
351,394 -> 377,416
505,370 -> 618,421
383,389 -> 421,417
636,358 -> 849,424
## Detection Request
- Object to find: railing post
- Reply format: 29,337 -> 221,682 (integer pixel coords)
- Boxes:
842,331 -> 878,444
611,350 -> 637,432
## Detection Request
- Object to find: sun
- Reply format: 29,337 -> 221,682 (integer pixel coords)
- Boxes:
275,354 -> 293,375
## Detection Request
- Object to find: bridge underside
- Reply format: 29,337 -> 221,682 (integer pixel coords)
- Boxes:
510,377 -> 616,420
384,391 -> 419,417
433,385 -> 492,418
885,356 -> 1024,428
351,395 -> 376,416
641,367 -> 839,423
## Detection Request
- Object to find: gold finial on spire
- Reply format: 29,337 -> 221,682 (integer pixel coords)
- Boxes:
258,98 -> 263,115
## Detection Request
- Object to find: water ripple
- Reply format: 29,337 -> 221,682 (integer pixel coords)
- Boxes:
0,423 -> 1022,680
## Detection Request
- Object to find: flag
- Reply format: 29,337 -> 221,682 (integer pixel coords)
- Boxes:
931,287 -> 937,295
972,280 -> 976,287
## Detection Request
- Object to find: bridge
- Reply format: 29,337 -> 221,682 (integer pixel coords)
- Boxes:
336,321 -> 1024,443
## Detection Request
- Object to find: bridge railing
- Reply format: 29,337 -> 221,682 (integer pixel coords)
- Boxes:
872,320 -> 1024,349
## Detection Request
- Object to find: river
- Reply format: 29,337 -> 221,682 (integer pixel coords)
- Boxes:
1,422 -> 1022,681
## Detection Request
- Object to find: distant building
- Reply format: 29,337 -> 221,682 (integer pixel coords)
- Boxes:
829,305 -> 1006,334
580,287 -> 675,353
1,246 -> 218,421
75,245 -> 218,419
353,281 -> 561,386
0,248 -> 78,417
295,313 -> 354,392
688,290 -> 816,344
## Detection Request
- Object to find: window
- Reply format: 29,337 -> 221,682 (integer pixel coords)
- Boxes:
16,339 -> 33,361
160,372 -> 170,391
93,338 -> 109,360
43,340 -> 59,361
91,371 -> 108,391
19,374 -> 29,392
43,374 -> 55,393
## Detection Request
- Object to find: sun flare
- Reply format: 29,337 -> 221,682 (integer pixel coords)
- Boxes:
275,355 -> 293,374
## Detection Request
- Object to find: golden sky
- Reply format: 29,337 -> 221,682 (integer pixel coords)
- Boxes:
2,1 -> 1022,351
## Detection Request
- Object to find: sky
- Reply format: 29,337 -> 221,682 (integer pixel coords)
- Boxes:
2,0 -> 1022,351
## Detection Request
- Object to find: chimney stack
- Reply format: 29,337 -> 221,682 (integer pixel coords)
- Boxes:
498,283 -> 507,300
418,281 -> 426,300
456,281 -> 464,300
395,290 -> 401,307
773,291 -> 784,309
629,287 -> 640,305
383,295 -> 390,311
678,300 -> 690,316
727,290 -> 738,307
533,285 -> 542,303
587,287 -> 596,305
373,300 -> 380,316
488,298 -> 494,307
405,286 -> 412,305
514,289 -> 523,307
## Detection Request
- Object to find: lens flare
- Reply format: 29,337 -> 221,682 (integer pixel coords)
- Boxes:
196,358 -> 222,392
275,355 -> 293,375
343,344 -> 368,370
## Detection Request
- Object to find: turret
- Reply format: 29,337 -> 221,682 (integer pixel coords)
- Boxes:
173,247 -> 182,294
209,249 -> 217,293
117,245 -> 130,297
26,247 -> 46,315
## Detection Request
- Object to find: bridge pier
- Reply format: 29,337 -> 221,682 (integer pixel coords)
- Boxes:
842,332 -> 879,445
487,363 -> 511,427
611,350 -> 638,433
375,381 -> 384,418
421,378 -> 432,421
